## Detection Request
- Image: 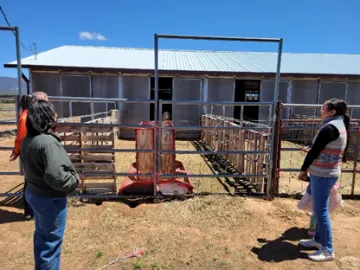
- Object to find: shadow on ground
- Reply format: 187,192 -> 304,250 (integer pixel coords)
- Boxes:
74,196 -> 190,209
0,208 -> 26,224
0,183 -> 24,210
251,227 -> 310,262
192,140 -> 262,196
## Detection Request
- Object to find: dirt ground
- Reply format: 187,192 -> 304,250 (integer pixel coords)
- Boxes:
1,196 -> 360,270
0,134 -> 360,269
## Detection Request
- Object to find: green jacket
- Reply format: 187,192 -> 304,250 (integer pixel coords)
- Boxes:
21,132 -> 79,197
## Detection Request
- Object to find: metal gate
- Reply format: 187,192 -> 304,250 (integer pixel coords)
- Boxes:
154,34 -> 282,199
0,32 -> 282,200
277,102 -> 360,198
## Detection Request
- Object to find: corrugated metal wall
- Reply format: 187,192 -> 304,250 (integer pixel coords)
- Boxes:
92,75 -> 118,113
31,72 -> 63,117
290,80 -> 319,116
346,82 -> 360,118
290,80 -> 360,118
61,75 -> 91,117
259,80 -> 288,122
172,78 -> 202,126
31,72 -> 120,119
207,78 -> 234,117
319,82 -> 347,103
122,76 -> 150,123
30,71 -> 360,128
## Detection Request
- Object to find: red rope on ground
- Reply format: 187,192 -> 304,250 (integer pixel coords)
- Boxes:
98,248 -> 145,270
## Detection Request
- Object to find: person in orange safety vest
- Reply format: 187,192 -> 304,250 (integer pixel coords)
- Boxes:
10,95 -> 31,161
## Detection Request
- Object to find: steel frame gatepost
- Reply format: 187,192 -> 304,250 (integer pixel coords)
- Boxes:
154,33 -> 283,199
1,26 -> 23,173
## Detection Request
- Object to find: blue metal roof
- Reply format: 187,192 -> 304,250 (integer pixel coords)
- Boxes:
6,45 -> 360,75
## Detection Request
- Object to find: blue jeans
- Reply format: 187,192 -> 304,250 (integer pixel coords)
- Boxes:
309,174 -> 338,254
25,189 -> 68,270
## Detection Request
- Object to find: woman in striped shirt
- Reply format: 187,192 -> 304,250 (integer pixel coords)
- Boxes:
298,98 -> 350,262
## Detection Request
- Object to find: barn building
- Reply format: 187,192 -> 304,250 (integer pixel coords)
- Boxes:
4,45 -> 360,133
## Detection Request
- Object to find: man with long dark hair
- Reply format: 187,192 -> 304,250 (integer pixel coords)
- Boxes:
21,100 -> 80,269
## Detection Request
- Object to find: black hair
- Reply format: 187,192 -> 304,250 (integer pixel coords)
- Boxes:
26,100 -> 57,137
19,95 -> 31,111
325,98 -> 350,162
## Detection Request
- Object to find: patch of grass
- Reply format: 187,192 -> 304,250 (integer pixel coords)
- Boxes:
0,103 -> 15,108
96,251 -> 104,259
134,260 -> 144,269
64,249 -> 72,255
217,260 -> 232,268
224,246 -> 231,254
150,262 -> 160,269
19,252 -> 25,258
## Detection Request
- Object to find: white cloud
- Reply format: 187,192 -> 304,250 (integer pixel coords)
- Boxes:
79,31 -> 108,41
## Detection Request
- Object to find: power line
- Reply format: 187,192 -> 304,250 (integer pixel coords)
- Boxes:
0,5 -> 11,26
0,5 -> 34,54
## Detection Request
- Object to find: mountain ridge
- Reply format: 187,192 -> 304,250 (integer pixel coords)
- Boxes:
0,76 -> 27,94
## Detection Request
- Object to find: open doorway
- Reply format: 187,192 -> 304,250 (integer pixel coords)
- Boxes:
150,77 -> 173,121
234,80 -> 261,121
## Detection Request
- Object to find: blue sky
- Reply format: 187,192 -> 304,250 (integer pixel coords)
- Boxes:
1,0 -> 359,77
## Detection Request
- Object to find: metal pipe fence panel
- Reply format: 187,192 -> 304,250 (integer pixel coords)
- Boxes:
0,97 -> 161,200
2,32 -> 285,200
277,103 -> 360,197
0,96 -> 17,133
158,100 -> 273,196
154,33 -> 283,199
1,95 -> 279,199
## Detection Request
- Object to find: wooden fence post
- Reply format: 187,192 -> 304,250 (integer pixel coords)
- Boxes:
111,109 -> 120,139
